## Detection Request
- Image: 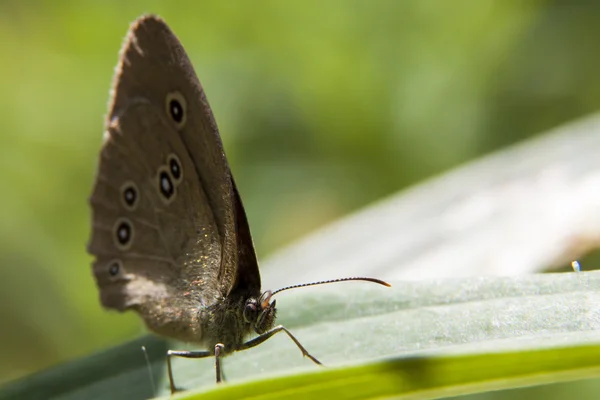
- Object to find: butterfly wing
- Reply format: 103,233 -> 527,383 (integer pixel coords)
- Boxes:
88,15 -> 260,342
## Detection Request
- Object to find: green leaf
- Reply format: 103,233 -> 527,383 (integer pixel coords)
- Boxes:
175,344 -> 600,400
3,271 -> 599,399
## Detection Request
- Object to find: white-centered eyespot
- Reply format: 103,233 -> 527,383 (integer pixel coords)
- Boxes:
113,218 -> 134,250
107,259 -> 123,280
156,166 -> 176,205
120,180 -> 139,210
166,153 -> 183,184
165,91 -> 187,129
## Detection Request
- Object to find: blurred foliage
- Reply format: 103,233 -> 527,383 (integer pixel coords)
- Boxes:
2,1 -> 600,399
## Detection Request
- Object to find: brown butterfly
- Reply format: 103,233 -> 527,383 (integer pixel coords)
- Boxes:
87,14 -> 390,393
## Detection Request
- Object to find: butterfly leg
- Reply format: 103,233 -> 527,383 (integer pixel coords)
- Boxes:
240,325 -> 322,365
167,349 -> 212,394
214,343 -> 225,383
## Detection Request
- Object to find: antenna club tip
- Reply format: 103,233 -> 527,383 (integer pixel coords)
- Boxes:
362,277 -> 391,287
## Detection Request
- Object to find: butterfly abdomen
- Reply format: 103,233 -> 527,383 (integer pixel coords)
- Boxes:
134,299 -> 205,344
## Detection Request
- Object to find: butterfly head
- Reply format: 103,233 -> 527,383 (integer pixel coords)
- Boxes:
243,290 -> 277,335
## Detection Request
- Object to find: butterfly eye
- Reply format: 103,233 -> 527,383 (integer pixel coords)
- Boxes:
113,218 -> 134,250
167,154 -> 183,183
243,301 -> 258,324
120,181 -> 139,210
166,91 -> 187,128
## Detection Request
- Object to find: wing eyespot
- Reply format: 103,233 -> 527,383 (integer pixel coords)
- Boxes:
166,91 -> 187,129
107,259 -> 123,279
167,153 -> 183,183
113,218 -> 134,250
120,181 -> 139,210
156,166 -> 176,204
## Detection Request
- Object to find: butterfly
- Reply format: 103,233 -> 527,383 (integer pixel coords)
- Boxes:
88,14 -> 390,393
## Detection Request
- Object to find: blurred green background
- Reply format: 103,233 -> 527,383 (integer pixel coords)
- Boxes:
2,0 -> 600,397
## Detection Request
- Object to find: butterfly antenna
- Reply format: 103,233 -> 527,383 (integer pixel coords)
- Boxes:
141,346 -> 156,397
272,277 -> 391,296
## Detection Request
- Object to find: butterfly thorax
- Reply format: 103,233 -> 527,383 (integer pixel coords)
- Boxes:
198,289 -> 277,353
